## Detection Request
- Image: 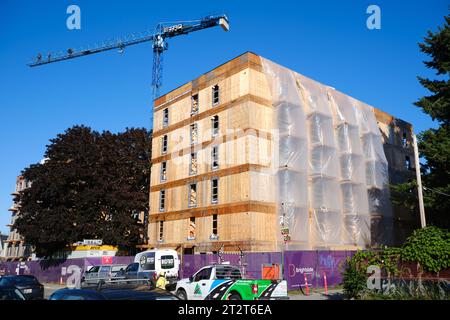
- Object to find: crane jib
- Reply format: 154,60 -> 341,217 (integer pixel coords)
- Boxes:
28,14 -> 229,97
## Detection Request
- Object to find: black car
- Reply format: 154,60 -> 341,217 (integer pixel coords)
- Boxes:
0,286 -> 26,300
49,285 -> 179,300
0,275 -> 44,300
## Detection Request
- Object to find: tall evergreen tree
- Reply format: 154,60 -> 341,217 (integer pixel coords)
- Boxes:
13,126 -> 152,258
392,14 -> 450,229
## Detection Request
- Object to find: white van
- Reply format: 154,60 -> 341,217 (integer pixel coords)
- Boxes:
134,249 -> 180,280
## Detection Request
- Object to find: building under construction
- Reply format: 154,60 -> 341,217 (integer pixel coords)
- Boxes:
3,175 -> 33,261
147,52 -> 419,254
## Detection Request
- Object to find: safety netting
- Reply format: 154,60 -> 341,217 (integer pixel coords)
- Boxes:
261,58 -> 393,250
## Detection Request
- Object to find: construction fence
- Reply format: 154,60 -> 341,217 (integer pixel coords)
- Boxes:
0,250 -> 355,290
0,256 -> 134,284
181,251 -> 355,290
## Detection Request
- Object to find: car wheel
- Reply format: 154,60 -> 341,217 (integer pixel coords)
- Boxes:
228,293 -> 242,300
177,289 -> 187,300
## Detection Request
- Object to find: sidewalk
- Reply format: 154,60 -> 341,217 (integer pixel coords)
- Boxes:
288,288 -> 345,300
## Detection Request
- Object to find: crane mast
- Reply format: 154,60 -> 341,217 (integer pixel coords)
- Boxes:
28,14 -> 229,99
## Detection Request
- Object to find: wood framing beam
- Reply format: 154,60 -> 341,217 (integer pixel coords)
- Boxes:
150,163 -> 270,193
154,52 -> 263,111
152,94 -> 272,139
143,239 -> 275,252
151,128 -> 272,165
149,200 -> 276,222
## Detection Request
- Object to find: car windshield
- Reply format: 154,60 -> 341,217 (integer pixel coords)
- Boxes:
126,263 -> 138,272
88,266 -> 100,273
111,266 -> 126,272
99,266 -> 111,273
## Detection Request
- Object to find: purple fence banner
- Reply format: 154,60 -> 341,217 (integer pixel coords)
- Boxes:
284,250 -> 354,290
180,252 -> 282,279
1,251 -> 354,290
0,256 -> 134,284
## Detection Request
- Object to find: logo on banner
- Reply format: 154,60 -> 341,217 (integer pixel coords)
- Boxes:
319,254 -> 339,270
288,264 -> 314,277
102,256 -> 113,264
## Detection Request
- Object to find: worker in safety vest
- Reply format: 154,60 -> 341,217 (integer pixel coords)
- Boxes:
156,271 -> 167,290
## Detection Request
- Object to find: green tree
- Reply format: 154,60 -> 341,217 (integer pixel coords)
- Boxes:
401,226 -> 450,273
343,226 -> 450,299
392,14 -> 450,229
13,126 -> 152,258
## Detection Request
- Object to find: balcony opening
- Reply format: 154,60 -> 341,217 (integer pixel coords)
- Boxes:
191,94 -> 199,115
402,132 -> 408,148
188,217 -> 196,240
190,153 -> 198,175
211,178 -> 219,204
160,161 -> 167,182
212,115 -> 219,137
159,221 -> 164,241
189,183 -> 197,208
405,155 -> 412,170
212,85 -> 220,106
162,108 -> 169,127
212,214 -> 218,236
159,190 -> 166,212
190,123 -> 198,145
211,145 -> 219,170
161,135 -> 168,154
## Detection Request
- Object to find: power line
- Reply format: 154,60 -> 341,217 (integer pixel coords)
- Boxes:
423,186 -> 450,197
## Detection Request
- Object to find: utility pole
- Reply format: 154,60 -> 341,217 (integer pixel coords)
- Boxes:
412,133 -> 426,228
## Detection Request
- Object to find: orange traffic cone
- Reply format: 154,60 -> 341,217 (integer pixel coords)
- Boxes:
323,272 -> 328,295
59,276 -> 64,285
304,273 -> 310,296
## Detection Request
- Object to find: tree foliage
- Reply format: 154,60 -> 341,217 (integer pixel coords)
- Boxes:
343,226 -> 450,299
13,126 -> 151,258
401,226 -> 450,273
392,13 -> 450,228
416,14 -> 450,122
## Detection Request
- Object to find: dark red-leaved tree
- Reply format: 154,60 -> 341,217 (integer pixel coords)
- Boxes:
14,125 -> 152,258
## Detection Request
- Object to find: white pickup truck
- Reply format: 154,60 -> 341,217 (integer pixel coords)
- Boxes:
175,264 -> 288,300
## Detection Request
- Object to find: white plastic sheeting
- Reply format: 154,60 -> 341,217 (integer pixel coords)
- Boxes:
261,58 -> 393,250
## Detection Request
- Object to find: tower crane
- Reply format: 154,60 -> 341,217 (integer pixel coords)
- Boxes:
28,14 -> 229,99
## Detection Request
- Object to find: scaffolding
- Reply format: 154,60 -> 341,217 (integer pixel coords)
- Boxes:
261,58 -> 393,250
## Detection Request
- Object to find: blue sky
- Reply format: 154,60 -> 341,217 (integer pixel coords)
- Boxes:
0,0 -> 447,234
